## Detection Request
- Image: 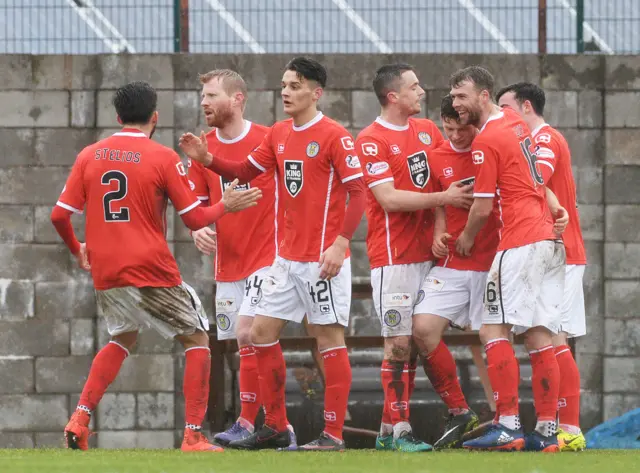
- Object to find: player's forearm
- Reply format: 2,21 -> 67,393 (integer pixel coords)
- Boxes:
463,201 -> 490,240
545,187 -> 561,216
434,206 -> 447,237
383,188 -> 445,212
50,206 -> 81,255
181,202 -> 226,230
340,178 -> 367,240
206,153 -> 261,184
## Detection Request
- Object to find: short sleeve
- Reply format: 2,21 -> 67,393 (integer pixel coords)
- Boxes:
164,152 -> 202,216
533,132 -> 559,184
247,126 -> 277,172
330,131 -> 364,184
355,135 -> 393,189
57,153 -> 87,214
187,158 -> 210,201
472,140 -> 498,198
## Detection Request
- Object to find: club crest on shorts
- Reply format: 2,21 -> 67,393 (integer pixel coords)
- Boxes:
220,176 -> 250,192
216,313 -> 231,331
407,151 -> 429,189
306,141 -> 320,158
418,131 -> 432,145
284,160 -> 304,197
416,290 -> 425,305
384,309 -> 401,327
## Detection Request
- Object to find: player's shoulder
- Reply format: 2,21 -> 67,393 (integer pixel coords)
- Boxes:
318,114 -> 351,137
534,124 -> 565,145
409,117 -> 439,131
250,122 -> 270,136
356,121 -> 387,144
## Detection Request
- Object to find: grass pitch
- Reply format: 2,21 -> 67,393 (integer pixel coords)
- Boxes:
0,449 -> 638,473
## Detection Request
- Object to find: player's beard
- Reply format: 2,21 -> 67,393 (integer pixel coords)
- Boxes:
206,103 -> 234,128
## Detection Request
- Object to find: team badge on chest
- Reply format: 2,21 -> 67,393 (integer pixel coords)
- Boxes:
284,160 -> 304,197
407,151 -> 429,189
418,131 -> 432,145
306,141 -> 320,158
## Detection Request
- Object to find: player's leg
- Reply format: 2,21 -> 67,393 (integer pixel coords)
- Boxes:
523,241 -> 566,453
553,264 -> 586,451
413,267 -> 479,449
288,258 -> 353,451
213,276 -> 261,445
65,288 -> 140,450
229,257 -> 304,450
463,247 -> 538,451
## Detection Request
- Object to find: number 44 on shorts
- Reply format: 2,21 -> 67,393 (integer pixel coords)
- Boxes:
484,281 -> 500,315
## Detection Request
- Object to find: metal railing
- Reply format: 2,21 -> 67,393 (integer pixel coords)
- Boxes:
1,1 -> 637,55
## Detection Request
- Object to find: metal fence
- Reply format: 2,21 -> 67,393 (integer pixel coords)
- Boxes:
1,1 -> 638,55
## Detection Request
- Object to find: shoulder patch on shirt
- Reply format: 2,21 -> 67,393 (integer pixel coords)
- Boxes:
345,155 -> 361,168
361,142 -> 378,156
366,161 -> 389,175
535,133 -> 552,144
535,146 -> 556,159
341,136 -> 355,150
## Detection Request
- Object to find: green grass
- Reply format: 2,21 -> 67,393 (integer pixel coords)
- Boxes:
0,449 -> 638,473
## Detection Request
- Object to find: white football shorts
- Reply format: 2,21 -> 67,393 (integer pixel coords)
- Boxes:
483,240 -> 566,334
413,266 -> 488,331
560,264 -> 586,337
256,256 -> 352,327
214,266 -> 271,340
371,261 -> 433,337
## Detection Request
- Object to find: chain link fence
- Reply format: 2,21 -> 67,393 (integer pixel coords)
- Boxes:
1,1 -> 638,55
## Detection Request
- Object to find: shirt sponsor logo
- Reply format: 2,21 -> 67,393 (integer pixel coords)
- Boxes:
407,151 -> 429,188
176,161 -> 187,176
284,160 -> 304,197
277,143 -> 285,154
390,144 -> 401,155
220,176 -> 250,192
444,167 -> 454,178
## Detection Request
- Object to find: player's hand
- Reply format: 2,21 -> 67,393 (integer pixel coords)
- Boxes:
553,206 -> 569,234
221,179 -> 262,212
192,227 -> 217,255
444,181 -> 474,209
432,232 -> 451,259
319,236 -> 348,280
455,231 -> 474,257
178,131 -> 212,166
75,242 -> 91,272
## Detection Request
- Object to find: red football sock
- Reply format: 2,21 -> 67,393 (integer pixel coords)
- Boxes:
555,345 -> 581,429
530,345 -> 560,422
183,347 -> 211,428
408,359 -> 417,399
321,347 -> 351,440
255,341 -> 288,431
485,339 -> 520,417
423,341 -> 468,411
381,360 -> 410,427
238,345 -> 261,425
78,341 -> 128,411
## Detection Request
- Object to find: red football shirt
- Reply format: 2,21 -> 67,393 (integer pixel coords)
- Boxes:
247,112 -> 363,262
430,140 -> 500,271
356,117 -> 444,268
472,109 -> 555,251
56,128 -> 201,290
188,121 -> 280,281
531,123 -> 586,265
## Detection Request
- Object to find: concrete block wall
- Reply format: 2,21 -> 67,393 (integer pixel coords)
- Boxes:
0,53 -> 638,446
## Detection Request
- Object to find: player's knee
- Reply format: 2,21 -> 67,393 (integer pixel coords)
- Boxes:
312,324 -> 345,352
111,331 -> 138,351
412,314 -> 446,350
177,329 -> 210,349
478,324 -> 509,345
384,336 -> 411,361
552,331 -> 568,347
236,326 -> 252,346
523,326 -> 554,351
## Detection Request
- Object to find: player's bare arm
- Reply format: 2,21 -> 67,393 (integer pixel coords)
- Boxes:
545,186 -> 569,234
320,176 -> 367,280
455,197 -> 493,256
179,132 -> 261,184
432,206 -> 450,259
371,181 -> 473,213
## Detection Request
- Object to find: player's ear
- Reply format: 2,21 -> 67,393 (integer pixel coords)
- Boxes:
313,86 -> 323,102
116,115 -> 123,125
151,110 -> 159,125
